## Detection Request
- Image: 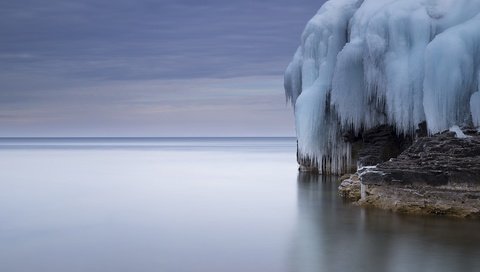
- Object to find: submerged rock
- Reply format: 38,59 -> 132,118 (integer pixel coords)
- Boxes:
359,129 -> 480,218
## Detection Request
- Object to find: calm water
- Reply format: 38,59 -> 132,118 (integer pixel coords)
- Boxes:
0,138 -> 479,272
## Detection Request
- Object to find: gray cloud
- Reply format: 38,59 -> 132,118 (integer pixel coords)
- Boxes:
0,0 -> 323,136
1,0 -> 322,79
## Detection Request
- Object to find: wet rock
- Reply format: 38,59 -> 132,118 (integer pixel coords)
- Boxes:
339,174 -> 361,201
359,129 -> 480,218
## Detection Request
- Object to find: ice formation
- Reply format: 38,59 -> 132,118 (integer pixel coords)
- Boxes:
449,125 -> 470,139
285,0 -> 480,174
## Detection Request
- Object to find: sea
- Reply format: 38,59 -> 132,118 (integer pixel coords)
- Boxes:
0,137 -> 479,272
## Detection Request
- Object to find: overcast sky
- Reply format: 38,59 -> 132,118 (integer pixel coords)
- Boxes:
0,0 -> 323,136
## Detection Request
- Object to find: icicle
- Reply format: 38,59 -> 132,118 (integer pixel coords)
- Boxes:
285,0 -> 480,174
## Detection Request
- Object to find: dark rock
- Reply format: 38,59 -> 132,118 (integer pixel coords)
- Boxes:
348,125 -> 412,168
359,129 -> 480,217
362,130 -> 480,186
416,121 -> 428,138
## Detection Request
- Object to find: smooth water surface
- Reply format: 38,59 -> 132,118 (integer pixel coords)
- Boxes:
0,138 -> 479,272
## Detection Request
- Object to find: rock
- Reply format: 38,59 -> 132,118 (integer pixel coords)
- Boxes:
339,174 -> 361,201
346,124 -> 412,168
359,129 -> 480,218
358,182 -> 480,218
336,125 -> 413,199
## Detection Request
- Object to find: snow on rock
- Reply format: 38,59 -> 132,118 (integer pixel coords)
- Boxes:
285,0 -> 480,174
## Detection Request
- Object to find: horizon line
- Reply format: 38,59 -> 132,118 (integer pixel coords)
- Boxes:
0,136 -> 296,139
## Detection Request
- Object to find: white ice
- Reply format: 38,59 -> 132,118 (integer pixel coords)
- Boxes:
449,125 -> 470,139
285,0 -> 480,174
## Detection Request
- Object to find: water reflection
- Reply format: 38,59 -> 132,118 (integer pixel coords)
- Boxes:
292,172 -> 480,272
0,138 -> 479,272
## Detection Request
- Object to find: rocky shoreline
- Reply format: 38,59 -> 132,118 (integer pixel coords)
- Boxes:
335,127 -> 480,218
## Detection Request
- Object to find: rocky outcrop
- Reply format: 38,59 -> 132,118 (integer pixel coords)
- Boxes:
338,173 -> 361,201
358,129 -> 480,218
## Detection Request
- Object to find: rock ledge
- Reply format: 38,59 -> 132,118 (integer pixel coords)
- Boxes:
357,129 -> 480,218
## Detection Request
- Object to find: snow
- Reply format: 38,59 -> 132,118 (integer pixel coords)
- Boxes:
285,0 -> 480,174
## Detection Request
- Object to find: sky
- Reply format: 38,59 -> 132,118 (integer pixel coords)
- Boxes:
0,0 -> 324,137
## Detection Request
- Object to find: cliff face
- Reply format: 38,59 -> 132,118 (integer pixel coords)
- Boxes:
285,0 -> 480,174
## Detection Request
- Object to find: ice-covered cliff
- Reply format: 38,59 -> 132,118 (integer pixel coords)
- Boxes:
285,0 -> 480,174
